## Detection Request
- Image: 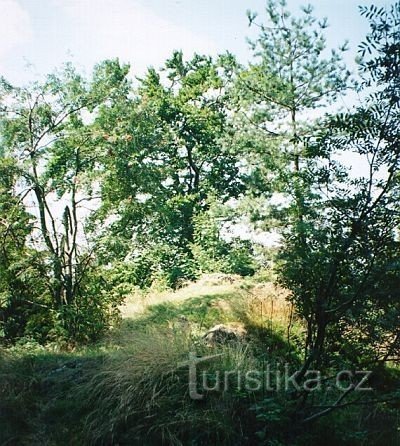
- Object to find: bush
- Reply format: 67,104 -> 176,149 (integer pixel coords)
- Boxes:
191,211 -> 257,277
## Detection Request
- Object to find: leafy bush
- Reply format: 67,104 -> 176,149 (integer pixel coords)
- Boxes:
191,210 -> 257,277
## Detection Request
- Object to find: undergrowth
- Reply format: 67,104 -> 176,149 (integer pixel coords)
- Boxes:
0,275 -> 399,445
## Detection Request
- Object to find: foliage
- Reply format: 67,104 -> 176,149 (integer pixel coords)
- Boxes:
275,0 -> 400,424
191,207 -> 257,276
235,0 -> 350,231
0,2 -> 399,444
0,60 -> 130,342
0,156 -> 52,342
90,52 -> 245,287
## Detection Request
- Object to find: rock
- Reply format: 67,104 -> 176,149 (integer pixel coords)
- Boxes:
203,323 -> 247,345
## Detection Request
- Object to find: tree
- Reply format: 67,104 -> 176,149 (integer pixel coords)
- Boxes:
0,60 -> 130,341
277,1 -> 400,422
235,0 -> 350,230
92,52 -> 245,286
0,156 -> 50,341
233,0 -> 354,356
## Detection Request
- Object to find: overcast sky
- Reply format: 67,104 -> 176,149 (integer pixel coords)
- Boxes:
0,0 -> 392,86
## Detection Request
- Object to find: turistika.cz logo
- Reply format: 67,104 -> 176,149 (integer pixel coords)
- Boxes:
178,352 -> 373,400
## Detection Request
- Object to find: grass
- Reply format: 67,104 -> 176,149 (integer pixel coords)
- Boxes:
0,274 -> 295,445
0,273 -> 399,445
119,273 -> 293,333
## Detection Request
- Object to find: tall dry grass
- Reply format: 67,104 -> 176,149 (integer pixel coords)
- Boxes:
83,326 -> 261,445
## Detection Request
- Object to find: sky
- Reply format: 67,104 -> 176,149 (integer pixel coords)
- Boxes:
0,0 -> 392,86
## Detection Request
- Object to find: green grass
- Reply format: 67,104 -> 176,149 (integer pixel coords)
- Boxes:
0,275 -> 399,445
0,276 -> 292,445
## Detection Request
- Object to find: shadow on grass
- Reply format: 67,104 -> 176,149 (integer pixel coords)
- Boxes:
121,290 -> 241,332
0,350 -> 103,445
